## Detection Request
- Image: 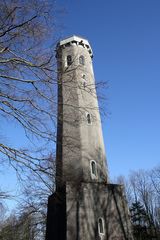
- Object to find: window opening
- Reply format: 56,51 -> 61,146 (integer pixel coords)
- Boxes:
90,160 -> 97,177
67,55 -> 72,66
79,55 -> 85,65
98,218 -> 105,235
83,81 -> 86,88
81,74 -> 86,88
86,113 -> 91,124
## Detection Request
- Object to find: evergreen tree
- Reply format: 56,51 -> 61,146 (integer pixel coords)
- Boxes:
130,201 -> 149,240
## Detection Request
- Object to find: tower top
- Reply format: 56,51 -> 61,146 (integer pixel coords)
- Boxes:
56,35 -> 93,58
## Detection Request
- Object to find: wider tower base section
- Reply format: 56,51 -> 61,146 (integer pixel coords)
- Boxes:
46,183 -> 133,240
45,189 -> 66,240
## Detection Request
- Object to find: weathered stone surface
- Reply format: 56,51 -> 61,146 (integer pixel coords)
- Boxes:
46,36 -> 133,240
46,183 -> 133,240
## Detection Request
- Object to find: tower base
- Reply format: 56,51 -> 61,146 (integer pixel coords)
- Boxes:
46,183 -> 133,240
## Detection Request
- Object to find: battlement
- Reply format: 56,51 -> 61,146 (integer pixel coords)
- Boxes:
56,35 -> 93,58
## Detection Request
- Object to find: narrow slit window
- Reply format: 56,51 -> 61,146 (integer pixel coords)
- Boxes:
79,55 -> 85,65
82,74 -> 86,88
90,160 -> 97,177
86,113 -> 91,124
98,218 -> 105,235
83,81 -> 86,88
67,55 -> 72,66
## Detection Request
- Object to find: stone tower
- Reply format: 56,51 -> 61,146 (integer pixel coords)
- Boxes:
46,36 -> 133,240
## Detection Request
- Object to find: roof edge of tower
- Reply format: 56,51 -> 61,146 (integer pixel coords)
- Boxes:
56,35 -> 93,58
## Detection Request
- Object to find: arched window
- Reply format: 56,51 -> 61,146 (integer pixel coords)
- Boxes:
79,55 -> 85,65
90,160 -> 97,179
67,55 -> 72,66
98,218 -> 105,235
86,113 -> 91,125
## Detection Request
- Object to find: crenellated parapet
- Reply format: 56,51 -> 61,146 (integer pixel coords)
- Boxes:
56,35 -> 93,58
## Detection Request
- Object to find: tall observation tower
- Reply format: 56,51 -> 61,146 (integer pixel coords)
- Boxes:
46,36 -> 133,240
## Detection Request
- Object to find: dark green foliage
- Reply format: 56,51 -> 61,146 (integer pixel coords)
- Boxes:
130,201 -> 160,239
0,213 -> 35,240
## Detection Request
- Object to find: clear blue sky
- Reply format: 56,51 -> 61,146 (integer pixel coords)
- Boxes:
1,0 -> 160,210
56,0 -> 160,178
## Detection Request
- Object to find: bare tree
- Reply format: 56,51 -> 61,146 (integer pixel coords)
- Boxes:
15,154 -> 56,238
0,2 -> 59,235
0,210 -> 38,240
114,175 -> 133,206
150,166 -> 160,196
0,0 -> 57,178
118,167 -> 160,239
